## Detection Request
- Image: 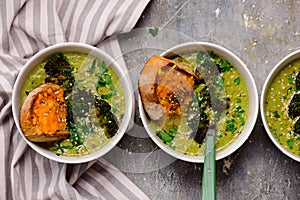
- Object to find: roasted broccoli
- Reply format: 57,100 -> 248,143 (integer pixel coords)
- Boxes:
191,110 -> 210,144
95,98 -> 119,138
44,53 -> 75,95
296,72 -> 300,90
66,88 -> 118,139
66,96 -> 74,126
288,102 -> 300,119
294,118 -> 300,134
188,52 -> 228,144
290,93 -> 300,104
288,93 -> 300,119
72,89 -> 95,118
187,85 -> 210,144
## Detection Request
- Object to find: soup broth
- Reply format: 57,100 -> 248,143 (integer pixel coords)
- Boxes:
151,51 -> 249,156
265,60 -> 300,156
21,52 -> 125,156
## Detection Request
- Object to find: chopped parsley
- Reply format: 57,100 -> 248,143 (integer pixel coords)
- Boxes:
273,111 -> 280,118
234,106 -> 245,125
156,127 -> 178,147
288,74 -> 294,85
149,27 -> 159,37
91,59 -> 117,100
218,59 -> 233,72
234,77 -> 241,85
287,139 -> 294,149
226,119 -> 237,133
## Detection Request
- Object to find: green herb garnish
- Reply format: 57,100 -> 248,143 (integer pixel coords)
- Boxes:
234,106 -> 245,125
226,119 -> 237,132
273,111 -> 280,118
287,139 -> 294,149
94,61 -> 117,99
68,122 -> 84,146
149,27 -> 159,37
156,128 -> 178,146
288,74 -> 294,85
273,130 -> 283,140
219,59 -> 233,72
234,77 -> 241,85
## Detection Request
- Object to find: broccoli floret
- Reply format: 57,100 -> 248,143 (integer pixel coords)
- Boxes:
66,96 -> 74,126
187,91 -> 210,144
95,98 -> 111,113
179,51 -> 227,143
66,88 -> 118,139
290,93 -> 300,104
95,98 -> 118,138
44,53 -> 72,75
44,53 -> 75,95
296,72 -> 300,90
288,101 -> 300,119
289,94 -> 300,119
294,118 -> 300,134
71,89 -> 95,118
192,110 -> 210,144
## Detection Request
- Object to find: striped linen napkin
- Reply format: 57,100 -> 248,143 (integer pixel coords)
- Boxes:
0,0 -> 150,199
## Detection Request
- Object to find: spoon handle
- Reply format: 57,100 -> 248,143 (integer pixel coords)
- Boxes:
201,135 -> 216,200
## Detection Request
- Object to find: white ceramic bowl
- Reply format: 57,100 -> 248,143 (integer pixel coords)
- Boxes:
261,50 -> 300,162
139,42 -> 259,163
12,42 -> 134,164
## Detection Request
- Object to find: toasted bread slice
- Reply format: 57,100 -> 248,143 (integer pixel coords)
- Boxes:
20,83 -> 69,142
139,55 -> 195,121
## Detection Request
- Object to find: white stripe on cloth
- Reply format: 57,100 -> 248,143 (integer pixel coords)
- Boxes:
78,1 -> 108,43
106,0 -> 136,36
0,0 -> 150,199
98,158 -> 151,200
92,0 -> 120,43
86,168 -> 131,200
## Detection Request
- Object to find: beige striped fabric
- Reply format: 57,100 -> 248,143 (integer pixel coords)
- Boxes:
0,0 -> 150,199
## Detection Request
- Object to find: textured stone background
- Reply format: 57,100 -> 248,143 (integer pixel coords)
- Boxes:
103,1 -> 300,199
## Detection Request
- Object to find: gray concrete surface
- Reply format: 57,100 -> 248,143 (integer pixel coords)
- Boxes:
103,1 -> 300,199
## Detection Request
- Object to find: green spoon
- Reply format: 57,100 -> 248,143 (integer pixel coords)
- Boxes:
201,129 -> 216,200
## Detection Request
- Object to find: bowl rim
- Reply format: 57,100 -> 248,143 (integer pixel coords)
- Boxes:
260,49 -> 300,162
12,42 -> 134,164
139,41 -> 259,163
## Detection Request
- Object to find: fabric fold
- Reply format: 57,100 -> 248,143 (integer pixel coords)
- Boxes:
0,0 -> 150,199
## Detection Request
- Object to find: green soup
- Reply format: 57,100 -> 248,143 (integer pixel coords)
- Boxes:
265,60 -> 300,156
152,51 -> 249,156
21,52 -> 125,156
